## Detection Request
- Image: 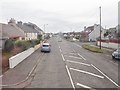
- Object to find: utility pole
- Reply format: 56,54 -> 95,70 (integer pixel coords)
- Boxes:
43,24 -> 48,39
99,6 -> 102,49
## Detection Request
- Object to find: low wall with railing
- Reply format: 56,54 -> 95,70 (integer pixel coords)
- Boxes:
97,40 -> 119,49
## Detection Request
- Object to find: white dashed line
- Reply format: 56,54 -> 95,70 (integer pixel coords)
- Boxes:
61,54 -> 65,61
66,65 -> 75,90
70,68 -> 104,79
77,83 -> 91,89
67,60 -> 91,67
78,53 -> 86,60
60,49 -> 62,53
91,64 -> 120,88
69,53 -> 77,55
65,55 -> 82,60
72,49 -> 76,53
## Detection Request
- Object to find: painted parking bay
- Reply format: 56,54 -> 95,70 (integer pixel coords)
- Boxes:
63,52 -> 118,88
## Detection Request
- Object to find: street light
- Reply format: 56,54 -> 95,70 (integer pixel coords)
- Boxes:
43,24 -> 48,39
44,24 -> 48,33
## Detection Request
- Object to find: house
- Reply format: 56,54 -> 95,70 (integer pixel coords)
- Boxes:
2,19 -> 25,40
103,26 -> 118,40
26,22 -> 44,40
0,19 -> 25,49
79,26 -> 94,42
79,31 -> 89,42
17,21 -> 40,40
88,24 -> 104,41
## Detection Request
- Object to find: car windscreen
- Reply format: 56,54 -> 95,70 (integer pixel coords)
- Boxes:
43,45 -> 49,47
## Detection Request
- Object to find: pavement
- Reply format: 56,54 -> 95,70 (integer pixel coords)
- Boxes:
1,36 -> 119,89
1,46 -> 45,88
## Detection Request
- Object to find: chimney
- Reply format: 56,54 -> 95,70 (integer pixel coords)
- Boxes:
8,18 -> 16,25
84,26 -> 86,31
17,21 -> 23,26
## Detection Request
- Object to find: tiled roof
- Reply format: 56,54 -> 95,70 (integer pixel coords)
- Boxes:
1,23 -> 25,38
17,23 -> 39,33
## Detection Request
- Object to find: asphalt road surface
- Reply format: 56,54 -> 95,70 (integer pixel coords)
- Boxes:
26,35 -> 119,89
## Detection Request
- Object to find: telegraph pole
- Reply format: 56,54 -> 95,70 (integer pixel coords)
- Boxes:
99,6 -> 102,49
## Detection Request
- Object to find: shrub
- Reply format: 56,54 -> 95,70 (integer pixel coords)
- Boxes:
4,39 -> 14,52
29,39 -> 40,47
15,40 -> 32,51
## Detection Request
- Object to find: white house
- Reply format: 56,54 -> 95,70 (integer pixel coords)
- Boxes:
89,24 -> 104,41
17,21 -> 39,40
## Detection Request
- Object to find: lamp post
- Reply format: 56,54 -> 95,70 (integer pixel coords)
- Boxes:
43,24 -> 48,39
99,6 -> 102,49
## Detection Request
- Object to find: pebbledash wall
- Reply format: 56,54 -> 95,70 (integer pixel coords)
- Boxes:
97,40 -> 119,49
9,43 -> 41,68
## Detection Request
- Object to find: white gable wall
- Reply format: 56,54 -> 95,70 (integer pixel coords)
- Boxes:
89,24 -> 101,41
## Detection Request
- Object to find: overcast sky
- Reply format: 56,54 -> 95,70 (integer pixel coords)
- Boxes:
0,0 -> 119,33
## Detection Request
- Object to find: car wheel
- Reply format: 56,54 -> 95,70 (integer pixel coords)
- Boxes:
112,56 -> 115,59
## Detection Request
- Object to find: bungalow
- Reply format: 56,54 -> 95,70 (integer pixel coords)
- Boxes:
0,19 -> 25,49
2,19 -> 25,40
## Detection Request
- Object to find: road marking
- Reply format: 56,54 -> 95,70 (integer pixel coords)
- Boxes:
59,46 -> 61,49
67,60 -> 91,67
65,55 -> 82,60
78,53 -> 86,60
77,83 -> 91,89
60,49 -> 62,53
91,64 -> 120,88
70,68 -> 104,79
69,53 -> 77,55
66,65 -> 75,90
74,43 -> 82,48
72,49 -> 76,53
61,54 -> 65,61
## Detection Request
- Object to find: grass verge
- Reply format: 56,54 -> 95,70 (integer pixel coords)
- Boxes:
82,44 -> 103,53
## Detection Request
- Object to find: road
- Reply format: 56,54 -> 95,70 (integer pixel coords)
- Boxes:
26,35 -> 119,89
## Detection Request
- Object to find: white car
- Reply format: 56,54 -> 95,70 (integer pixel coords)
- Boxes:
112,48 -> 120,59
41,43 -> 51,52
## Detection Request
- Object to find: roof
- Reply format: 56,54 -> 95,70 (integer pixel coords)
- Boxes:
1,23 -> 25,38
17,23 -> 39,33
84,26 -> 94,32
43,43 -> 50,45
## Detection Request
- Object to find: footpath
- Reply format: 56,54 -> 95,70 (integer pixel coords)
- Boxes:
1,48 -> 42,88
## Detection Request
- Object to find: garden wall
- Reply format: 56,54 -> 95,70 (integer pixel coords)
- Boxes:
9,42 -> 42,68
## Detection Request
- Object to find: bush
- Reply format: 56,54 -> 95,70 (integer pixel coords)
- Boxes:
15,40 -> 32,51
38,34 -> 42,41
15,39 -> 40,51
4,39 -> 14,52
29,39 -> 40,47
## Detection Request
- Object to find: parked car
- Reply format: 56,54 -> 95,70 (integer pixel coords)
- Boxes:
41,43 -> 51,52
112,48 -> 120,59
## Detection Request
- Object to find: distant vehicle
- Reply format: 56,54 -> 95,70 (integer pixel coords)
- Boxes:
41,43 -> 51,52
112,48 -> 120,59
58,38 -> 62,42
